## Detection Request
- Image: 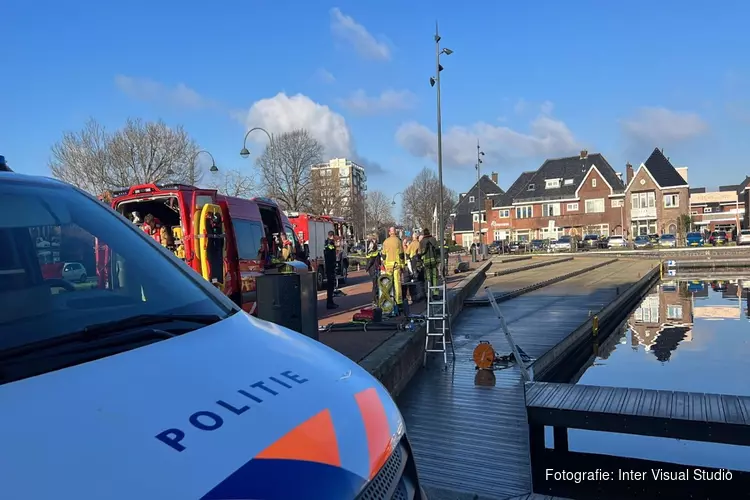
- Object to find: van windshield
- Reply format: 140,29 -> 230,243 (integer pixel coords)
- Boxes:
0,180 -> 232,355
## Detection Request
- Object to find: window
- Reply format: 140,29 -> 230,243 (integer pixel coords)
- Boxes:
545,179 -> 561,189
542,203 -> 561,217
527,184 -> 535,191
567,203 -> 579,211
664,194 -> 680,208
0,183 -> 231,380
611,199 -> 624,208
704,207 -> 712,213
667,305 -> 683,320
515,206 -> 533,218
234,219 -> 264,260
498,209 -> 510,218
564,179 -> 575,185
585,198 -> 605,213
691,210 -> 699,216
493,230 -> 503,241
631,191 -> 656,209
592,178 -> 597,188
469,196 -> 475,203
473,214 -> 479,222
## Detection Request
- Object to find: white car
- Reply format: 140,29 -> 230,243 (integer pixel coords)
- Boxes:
739,229 -> 750,246
61,262 -> 88,283
607,235 -> 627,248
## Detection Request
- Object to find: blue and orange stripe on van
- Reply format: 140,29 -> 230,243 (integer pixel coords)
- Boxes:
200,387 -> 400,500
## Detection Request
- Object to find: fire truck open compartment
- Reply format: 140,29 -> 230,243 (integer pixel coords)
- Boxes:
115,196 -> 182,231
258,205 -> 282,240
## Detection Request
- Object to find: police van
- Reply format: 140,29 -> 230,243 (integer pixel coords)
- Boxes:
0,168 -> 427,499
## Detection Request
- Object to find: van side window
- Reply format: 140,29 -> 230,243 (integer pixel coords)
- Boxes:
234,220 -> 264,260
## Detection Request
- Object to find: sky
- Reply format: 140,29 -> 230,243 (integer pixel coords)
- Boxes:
2,0 -> 750,210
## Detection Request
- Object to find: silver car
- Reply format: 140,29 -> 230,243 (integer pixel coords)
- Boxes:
739,229 -> 750,246
659,234 -> 677,247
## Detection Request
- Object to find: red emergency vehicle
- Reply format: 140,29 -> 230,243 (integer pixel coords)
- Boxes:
106,183 -> 305,315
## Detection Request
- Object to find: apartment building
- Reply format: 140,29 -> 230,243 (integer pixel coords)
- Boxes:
628,281 -> 694,362
450,172 -> 504,248
624,148 -> 689,237
689,181 -> 747,234
310,158 -> 367,220
486,150 -> 627,241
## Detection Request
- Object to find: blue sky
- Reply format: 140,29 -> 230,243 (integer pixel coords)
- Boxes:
2,0 -> 749,205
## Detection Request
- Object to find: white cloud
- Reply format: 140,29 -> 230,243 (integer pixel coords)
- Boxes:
330,8 -> 391,61
396,110 -> 581,168
621,107 -> 708,145
114,75 -> 217,110
235,92 -> 353,158
315,68 -> 336,84
234,92 -> 386,174
339,89 -> 416,115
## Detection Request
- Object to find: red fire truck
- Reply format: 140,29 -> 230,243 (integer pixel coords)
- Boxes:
105,183 -> 306,315
286,212 -> 352,289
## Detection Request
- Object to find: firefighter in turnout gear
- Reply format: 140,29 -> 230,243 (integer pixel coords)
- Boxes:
365,235 -> 381,304
324,231 -> 338,310
419,228 -> 440,298
382,226 -> 405,313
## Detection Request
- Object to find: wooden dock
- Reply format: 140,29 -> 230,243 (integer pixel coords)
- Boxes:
398,258 -> 658,499
526,382 -> 750,498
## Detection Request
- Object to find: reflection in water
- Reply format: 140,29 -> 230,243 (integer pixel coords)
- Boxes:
572,279 -> 750,471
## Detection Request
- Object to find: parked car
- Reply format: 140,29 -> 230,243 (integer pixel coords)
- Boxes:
709,231 -> 728,246
61,262 -> 88,283
488,240 -> 506,254
552,235 -> 575,252
582,234 -> 600,250
659,234 -> 677,247
633,235 -> 651,249
686,232 -> 704,247
530,239 -> 548,252
607,235 -> 627,248
739,229 -> 750,246
648,234 -> 660,245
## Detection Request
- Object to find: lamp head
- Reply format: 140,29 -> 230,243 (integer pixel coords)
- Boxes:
240,148 -> 251,159
210,164 -> 219,173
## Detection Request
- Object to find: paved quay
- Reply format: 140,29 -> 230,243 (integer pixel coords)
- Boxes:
397,258 -> 658,500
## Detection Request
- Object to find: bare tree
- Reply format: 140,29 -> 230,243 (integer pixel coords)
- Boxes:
207,168 -> 258,198
49,117 -> 201,195
365,190 -> 394,233
310,172 -> 344,215
255,129 -> 322,211
402,167 -> 457,237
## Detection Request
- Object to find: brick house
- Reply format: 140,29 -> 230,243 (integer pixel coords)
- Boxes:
624,148 -> 689,237
628,281 -> 693,362
450,172 -> 504,248
486,172 -> 536,242
490,150 -> 626,241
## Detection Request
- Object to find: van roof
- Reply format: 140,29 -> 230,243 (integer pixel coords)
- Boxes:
0,171 -> 68,188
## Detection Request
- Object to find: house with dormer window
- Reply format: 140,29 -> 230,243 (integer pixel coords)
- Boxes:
624,148 -> 689,237
449,172 -> 504,248
500,150 -> 627,240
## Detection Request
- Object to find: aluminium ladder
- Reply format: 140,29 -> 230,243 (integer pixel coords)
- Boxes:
423,281 -> 455,365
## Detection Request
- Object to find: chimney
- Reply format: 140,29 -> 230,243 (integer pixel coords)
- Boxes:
626,163 -> 634,185
484,199 -> 493,213
580,150 -> 588,159
459,193 -> 465,202
491,172 -> 498,184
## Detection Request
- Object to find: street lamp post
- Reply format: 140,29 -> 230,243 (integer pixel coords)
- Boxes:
240,127 -> 275,171
191,150 -> 218,175
430,23 -> 452,278
476,141 -> 486,260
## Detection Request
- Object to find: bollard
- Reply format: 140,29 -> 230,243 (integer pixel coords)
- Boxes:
592,315 -> 599,336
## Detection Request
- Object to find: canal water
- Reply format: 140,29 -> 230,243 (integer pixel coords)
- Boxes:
569,278 -> 750,471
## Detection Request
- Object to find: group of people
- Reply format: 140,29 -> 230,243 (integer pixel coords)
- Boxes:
364,226 -> 441,315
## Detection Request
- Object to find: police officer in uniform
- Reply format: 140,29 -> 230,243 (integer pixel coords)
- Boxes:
324,231 -> 338,310
365,234 -> 381,305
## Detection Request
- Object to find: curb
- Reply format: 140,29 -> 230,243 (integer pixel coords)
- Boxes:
489,256 -> 573,277
465,258 -> 618,307
496,255 -> 532,263
359,260 -> 493,398
530,264 -> 661,381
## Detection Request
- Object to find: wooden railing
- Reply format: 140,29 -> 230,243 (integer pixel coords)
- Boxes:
525,381 -> 750,498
